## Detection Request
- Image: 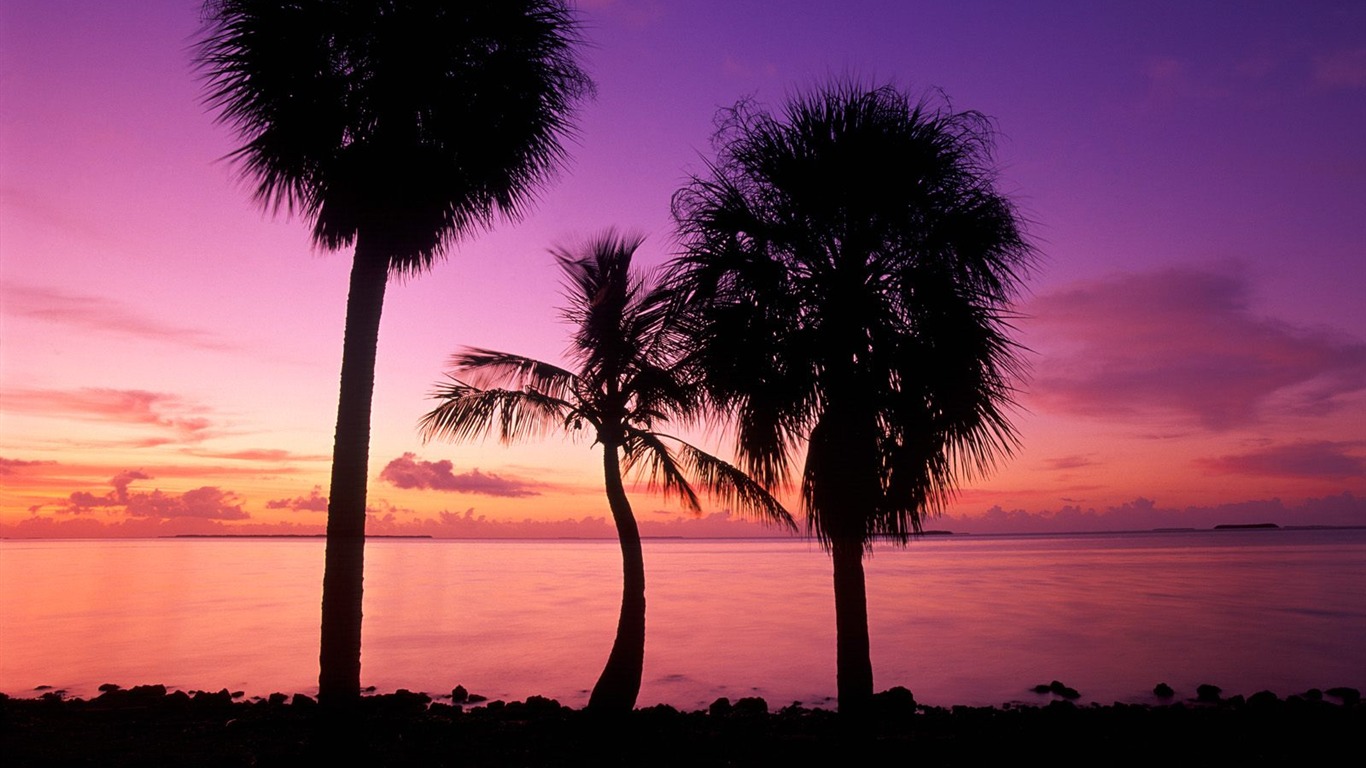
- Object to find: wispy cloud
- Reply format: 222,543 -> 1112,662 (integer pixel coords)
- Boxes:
3,387 -> 215,446
2,282 -> 234,351
1196,440 -> 1366,480
187,448 -> 329,463
378,453 -> 541,498
1043,455 -> 1097,471
1027,267 -> 1366,430
0,457 -> 56,475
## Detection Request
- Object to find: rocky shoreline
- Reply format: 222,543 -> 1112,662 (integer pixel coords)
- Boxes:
4,683 -> 1362,766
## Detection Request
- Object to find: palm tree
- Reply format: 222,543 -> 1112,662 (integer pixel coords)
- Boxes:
195,0 -> 591,705
419,231 -> 794,714
670,82 -> 1034,715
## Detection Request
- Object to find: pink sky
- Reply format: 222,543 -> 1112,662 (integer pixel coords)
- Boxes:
3,0 -> 1364,537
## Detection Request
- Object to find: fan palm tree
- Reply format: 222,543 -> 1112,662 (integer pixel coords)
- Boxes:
195,0 -> 591,705
670,82 -> 1034,714
420,231 -> 794,714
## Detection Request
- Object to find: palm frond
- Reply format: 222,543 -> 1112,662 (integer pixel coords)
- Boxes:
619,430 -> 703,514
449,348 -> 579,402
623,429 -> 795,530
419,379 -> 577,445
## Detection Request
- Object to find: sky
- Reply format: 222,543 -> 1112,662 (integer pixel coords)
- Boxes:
2,0 -> 1364,538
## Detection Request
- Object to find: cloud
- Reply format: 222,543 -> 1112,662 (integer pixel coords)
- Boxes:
1043,455 -> 1096,471
267,486 -> 328,512
1,282 -> 233,350
0,457 -> 55,475
378,453 -> 541,498
60,470 -> 248,519
2,388 -> 215,445
1027,268 -> 1366,430
111,470 -> 151,503
123,486 -> 248,520
1313,48 -> 1366,89
1196,441 -> 1366,480
65,491 -> 120,511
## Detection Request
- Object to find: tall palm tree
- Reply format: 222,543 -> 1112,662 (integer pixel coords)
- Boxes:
670,82 -> 1034,715
195,0 -> 591,705
420,231 -> 794,714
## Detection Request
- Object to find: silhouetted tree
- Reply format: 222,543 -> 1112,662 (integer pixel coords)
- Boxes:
671,83 -> 1033,714
420,231 -> 794,714
196,0 -> 591,706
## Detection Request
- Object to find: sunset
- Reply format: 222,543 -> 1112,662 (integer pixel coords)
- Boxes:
4,1 -> 1362,537
2,0 -> 1364,763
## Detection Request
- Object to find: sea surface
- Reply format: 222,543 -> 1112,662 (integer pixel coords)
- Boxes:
2,530 -> 1364,709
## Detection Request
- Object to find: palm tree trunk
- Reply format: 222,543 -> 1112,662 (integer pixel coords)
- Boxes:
587,442 -> 645,714
832,535 -> 874,715
318,242 -> 389,707
809,401 -> 879,716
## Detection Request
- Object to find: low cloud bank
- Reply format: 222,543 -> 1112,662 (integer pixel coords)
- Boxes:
936,493 -> 1366,534
379,453 -> 541,498
6,493 -> 1362,539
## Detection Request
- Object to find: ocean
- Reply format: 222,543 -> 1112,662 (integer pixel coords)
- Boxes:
2,529 -> 1363,709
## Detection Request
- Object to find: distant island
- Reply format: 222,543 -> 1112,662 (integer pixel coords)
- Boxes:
1212,523 -> 1280,530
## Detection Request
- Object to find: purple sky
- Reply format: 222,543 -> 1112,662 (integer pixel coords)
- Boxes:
2,0 -> 1364,536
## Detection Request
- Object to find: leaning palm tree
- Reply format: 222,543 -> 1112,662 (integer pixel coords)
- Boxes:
671,82 -> 1034,715
420,231 -> 794,714
195,0 -> 591,705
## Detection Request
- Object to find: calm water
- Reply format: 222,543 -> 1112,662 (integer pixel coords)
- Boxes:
2,530 -> 1364,708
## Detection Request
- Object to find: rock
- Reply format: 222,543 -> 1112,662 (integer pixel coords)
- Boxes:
1048,680 -> 1081,699
1153,683 -> 1174,698
1196,684 -> 1222,703
1302,688 -> 1323,701
733,696 -> 768,716
391,689 -> 432,705
708,697 -> 732,717
873,686 -> 917,717
1326,687 -> 1361,705
508,695 -> 562,718
290,693 -> 316,707
126,684 -> 168,702
452,685 -> 469,703
1248,690 -> 1280,708
191,689 -> 233,707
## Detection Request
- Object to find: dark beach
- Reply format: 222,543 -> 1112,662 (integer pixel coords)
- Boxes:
4,684 -> 1361,767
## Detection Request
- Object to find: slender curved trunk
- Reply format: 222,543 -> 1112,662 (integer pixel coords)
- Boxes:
587,441 -> 645,714
318,240 -> 389,707
831,536 -> 874,714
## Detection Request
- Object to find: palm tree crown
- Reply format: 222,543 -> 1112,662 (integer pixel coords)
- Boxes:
197,0 -> 592,270
421,231 -> 793,713
671,82 -> 1034,712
